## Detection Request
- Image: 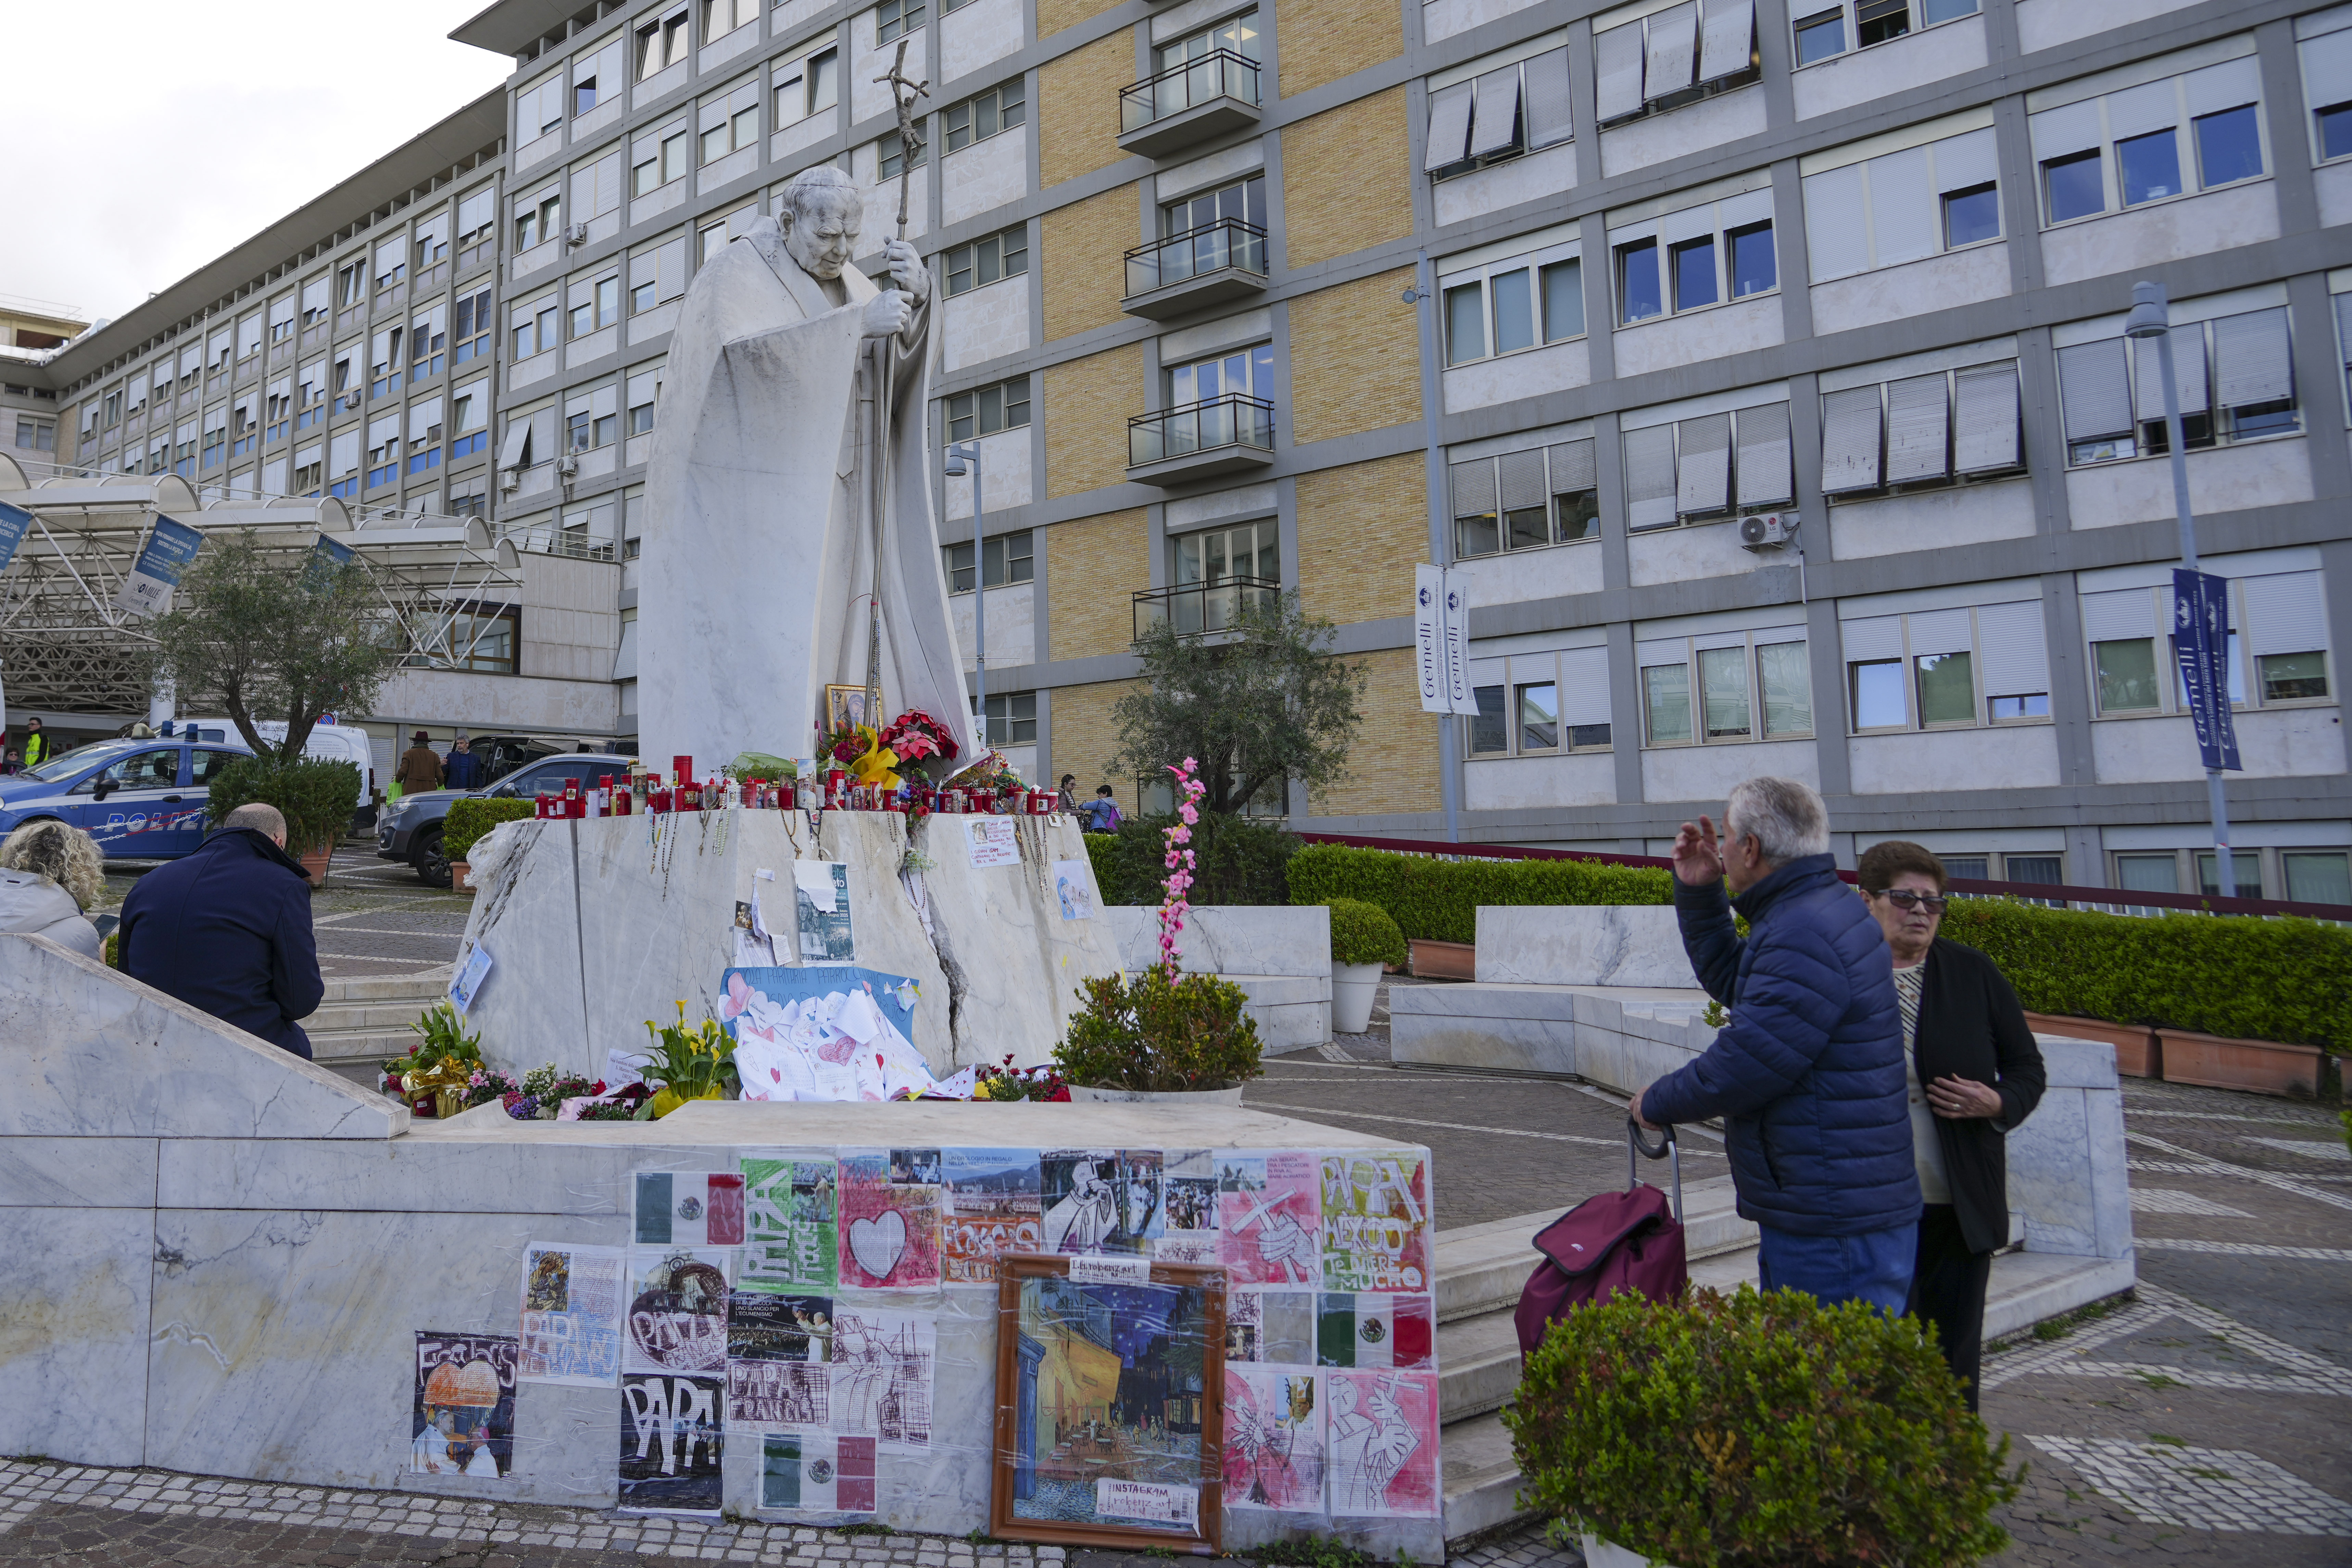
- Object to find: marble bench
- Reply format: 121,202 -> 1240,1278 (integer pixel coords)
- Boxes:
1104,904 -> 1333,1050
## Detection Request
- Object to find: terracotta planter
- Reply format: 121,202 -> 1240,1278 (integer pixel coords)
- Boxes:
2023,1011 -> 2161,1078
451,860 -> 475,892
2156,1029 -> 2325,1099
1408,937 -> 1475,980
298,843 -> 333,888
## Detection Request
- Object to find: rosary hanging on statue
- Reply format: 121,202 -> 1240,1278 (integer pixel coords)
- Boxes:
860,38 -> 932,728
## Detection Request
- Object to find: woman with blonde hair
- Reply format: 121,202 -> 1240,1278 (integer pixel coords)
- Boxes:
0,819 -> 106,959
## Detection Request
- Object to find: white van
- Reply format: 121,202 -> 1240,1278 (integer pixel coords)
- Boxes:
165,717 -> 378,833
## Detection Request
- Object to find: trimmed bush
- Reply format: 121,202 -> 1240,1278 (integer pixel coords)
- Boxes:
1285,842 -> 2352,1052
1285,843 -> 1671,945
1509,1286 -> 2020,1568
445,797 -> 536,861
205,754 -> 360,856
1054,968 -> 1263,1091
1089,813 -> 1300,907
1324,897 -> 1407,969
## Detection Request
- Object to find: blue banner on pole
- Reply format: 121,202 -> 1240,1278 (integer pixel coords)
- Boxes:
307,533 -> 356,586
0,501 -> 32,574
2172,567 -> 2240,772
113,515 -> 205,618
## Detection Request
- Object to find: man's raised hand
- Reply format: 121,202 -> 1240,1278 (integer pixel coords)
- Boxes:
1671,814 -> 1725,887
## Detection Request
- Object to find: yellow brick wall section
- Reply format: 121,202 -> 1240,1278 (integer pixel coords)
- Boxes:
1043,342 -> 1143,499
1046,508 -> 1149,661
1041,184 -> 1138,343
1038,0 -> 1120,40
1038,28 -> 1133,189
1288,269 -> 1421,445
1278,0 -> 1403,98
1282,88 -> 1414,268
1047,679 -> 1143,810
1313,647 -> 1441,816
1295,452 -> 1423,627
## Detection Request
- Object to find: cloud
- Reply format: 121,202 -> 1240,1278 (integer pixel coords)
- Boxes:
4,0 -> 510,323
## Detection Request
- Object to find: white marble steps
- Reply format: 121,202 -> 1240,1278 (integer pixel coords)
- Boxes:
300,971 -> 444,1087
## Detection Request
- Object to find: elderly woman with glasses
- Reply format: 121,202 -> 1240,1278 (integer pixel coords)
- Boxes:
1857,840 -> 2047,1410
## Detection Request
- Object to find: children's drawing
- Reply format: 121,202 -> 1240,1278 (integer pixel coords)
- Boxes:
739,1154 -> 838,1291
829,1308 -> 935,1446
518,1242 -> 624,1386
411,1332 -> 517,1478
624,1249 -> 732,1373
762,1432 -> 877,1514
941,1146 -> 1044,1282
1325,1371 -> 1439,1517
1217,1153 -> 1320,1286
1318,1151 -> 1431,1293
633,1170 -> 745,1246
1221,1365 -> 1323,1513
837,1152 -> 941,1288
1315,1293 -> 1433,1370
1040,1149 -> 1163,1254
619,1372 -> 725,1513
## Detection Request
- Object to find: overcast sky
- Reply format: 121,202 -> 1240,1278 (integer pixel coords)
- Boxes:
3,1 -> 512,327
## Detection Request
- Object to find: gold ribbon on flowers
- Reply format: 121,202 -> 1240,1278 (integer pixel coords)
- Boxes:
847,725 -> 901,791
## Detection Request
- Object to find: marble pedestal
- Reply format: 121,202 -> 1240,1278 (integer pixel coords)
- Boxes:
455,811 -> 1122,1079
1103,905 -> 1334,1050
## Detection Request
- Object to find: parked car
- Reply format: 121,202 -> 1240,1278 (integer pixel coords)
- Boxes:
167,718 -> 379,834
376,751 -> 634,887
0,735 -> 253,859
466,735 -> 565,786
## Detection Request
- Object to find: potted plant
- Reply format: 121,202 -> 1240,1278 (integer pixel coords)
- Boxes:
1509,1287 -> 2021,1568
1053,758 -> 1263,1102
380,1003 -> 486,1118
443,798 -> 535,892
204,753 -> 360,887
635,1002 -> 739,1118
1324,897 -> 1406,1034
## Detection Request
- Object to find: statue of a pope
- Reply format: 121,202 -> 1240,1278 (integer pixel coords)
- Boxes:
637,165 -> 974,772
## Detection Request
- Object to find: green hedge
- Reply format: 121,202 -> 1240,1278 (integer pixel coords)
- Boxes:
1284,842 -> 2352,1053
1084,814 -> 1300,907
444,798 -> 536,861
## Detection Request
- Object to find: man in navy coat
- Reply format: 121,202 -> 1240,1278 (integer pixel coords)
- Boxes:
1633,776 -> 1919,1314
120,802 -> 324,1059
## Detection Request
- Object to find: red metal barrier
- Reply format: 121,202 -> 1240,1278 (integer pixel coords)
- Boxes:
1294,831 -> 2352,922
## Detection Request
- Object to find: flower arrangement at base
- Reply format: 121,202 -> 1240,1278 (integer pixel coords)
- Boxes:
381,1003 -> 487,1116
972,1056 -> 1071,1101
944,750 -> 1023,797
576,1083 -> 653,1120
880,709 -> 959,777
499,1063 -> 605,1120
636,1002 -> 740,1119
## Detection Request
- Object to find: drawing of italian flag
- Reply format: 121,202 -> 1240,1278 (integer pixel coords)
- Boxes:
1316,1293 -> 1433,1369
761,1434 -> 876,1512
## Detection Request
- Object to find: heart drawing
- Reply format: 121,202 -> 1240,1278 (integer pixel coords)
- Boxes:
848,1209 -> 908,1281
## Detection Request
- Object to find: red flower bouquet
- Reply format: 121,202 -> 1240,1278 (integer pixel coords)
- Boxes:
881,708 -> 960,770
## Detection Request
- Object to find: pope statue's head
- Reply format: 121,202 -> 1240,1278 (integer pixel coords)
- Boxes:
778,166 -> 864,282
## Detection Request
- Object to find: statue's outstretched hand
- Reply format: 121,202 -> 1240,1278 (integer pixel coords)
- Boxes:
862,290 -> 913,339
882,239 -> 930,304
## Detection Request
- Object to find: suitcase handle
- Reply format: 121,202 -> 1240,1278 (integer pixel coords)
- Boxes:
1627,1116 -> 1683,1225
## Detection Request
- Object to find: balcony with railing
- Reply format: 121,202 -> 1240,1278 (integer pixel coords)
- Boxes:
1133,573 -> 1280,639
1127,392 -> 1275,484
1122,218 -> 1269,320
1117,50 -> 1261,158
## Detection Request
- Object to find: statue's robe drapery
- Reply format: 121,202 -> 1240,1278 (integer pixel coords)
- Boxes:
638,216 -> 974,771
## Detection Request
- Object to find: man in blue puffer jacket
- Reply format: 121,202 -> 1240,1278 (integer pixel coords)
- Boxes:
1632,776 -> 1920,1314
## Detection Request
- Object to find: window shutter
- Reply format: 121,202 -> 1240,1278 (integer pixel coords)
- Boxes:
1595,22 -> 1646,122
1523,47 -> 1573,147
408,396 -> 445,440
1953,363 -> 2021,471
2058,340 -> 2133,441
1675,413 -> 1731,514
1558,646 -> 1610,726
367,413 -> 401,448
415,212 -> 450,251
2242,571 -> 2328,656
300,277 -> 329,314
1734,401 -> 1793,507
1697,0 -> 1754,82
2212,307 -> 2293,408
1547,437 -> 1596,493
263,457 -> 288,496
1867,146 -> 1937,268
658,237 -> 688,300
2133,329 -> 2210,420
2337,294 -> 2352,373
1468,66 -> 1522,158
458,188 -> 494,236
2080,587 -> 2155,643
1450,457 -> 1496,517
2028,99 -> 2102,160
498,422 -> 533,469
454,377 -> 491,428
1636,638 -> 1687,668
330,430 -> 361,474
1975,600 -> 2049,695
296,442 -> 323,471
1499,447 -> 1546,511
1933,126 -> 1998,192
2305,27 -> 2352,111
1885,374 -> 1951,483
375,238 -> 404,278
2104,79 -> 2179,141
1423,81 -> 1474,172
599,153 -> 623,217
1906,606 -> 1972,656
1819,387 -> 1884,492
592,383 -> 619,419
1802,164 -> 1870,283
1841,615 -> 1903,662
2184,55 -> 2261,117
1623,425 -> 1680,528
1644,3 -> 1698,101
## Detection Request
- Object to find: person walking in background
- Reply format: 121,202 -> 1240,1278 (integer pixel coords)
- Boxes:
1082,785 -> 1123,833
443,732 -> 484,790
1056,774 -> 1081,814
0,819 -> 107,959
393,729 -> 444,798
19,717 -> 52,769
1631,777 -> 1919,1314
1857,840 -> 2046,1410
118,802 -> 324,1058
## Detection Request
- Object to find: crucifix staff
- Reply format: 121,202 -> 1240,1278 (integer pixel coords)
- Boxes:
862,39 -> 931,731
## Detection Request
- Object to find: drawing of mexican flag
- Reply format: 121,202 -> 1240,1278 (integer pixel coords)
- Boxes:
1316,1292 -> 1433,1369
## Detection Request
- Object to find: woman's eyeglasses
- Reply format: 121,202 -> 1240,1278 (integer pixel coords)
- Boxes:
1870,888 -> 1948,913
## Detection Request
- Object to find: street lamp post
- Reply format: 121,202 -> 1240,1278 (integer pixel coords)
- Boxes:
2124,279 -> 2235,899
944,440 -> 985,749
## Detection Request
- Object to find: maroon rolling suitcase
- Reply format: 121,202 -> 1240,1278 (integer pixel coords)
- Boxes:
1513,1118 -> 1689,1357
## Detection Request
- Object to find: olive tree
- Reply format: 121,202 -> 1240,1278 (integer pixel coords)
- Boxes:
1107,590 -> 1365,815
147,530 -> 405,761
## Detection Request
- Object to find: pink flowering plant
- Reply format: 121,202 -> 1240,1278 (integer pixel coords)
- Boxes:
1052,755 -> 1262,1093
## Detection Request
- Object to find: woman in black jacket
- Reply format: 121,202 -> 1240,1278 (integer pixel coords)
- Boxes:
1858,840 -> 2047,1410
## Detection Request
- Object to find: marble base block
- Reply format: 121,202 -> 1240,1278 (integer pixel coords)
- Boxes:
1473,906 -> 1696,988
1104,905 -> 1334,1048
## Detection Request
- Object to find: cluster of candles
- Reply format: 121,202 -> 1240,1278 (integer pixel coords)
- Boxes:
529,756 -> 1059,820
